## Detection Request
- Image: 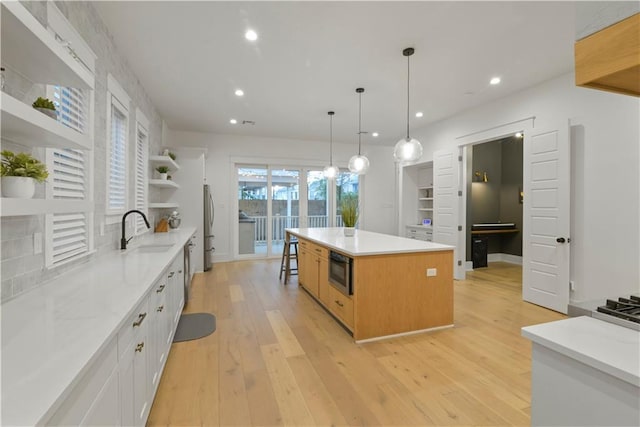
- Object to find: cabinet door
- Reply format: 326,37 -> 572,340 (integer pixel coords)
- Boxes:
298,247 -> 307,286
151,279 -> 168,393
305,253 -> 319,297
80,367 -> 119,426
133,327 -> 149,426
119,343 -> 135,427
318,256 -> 329,306
120,298 -> 150,427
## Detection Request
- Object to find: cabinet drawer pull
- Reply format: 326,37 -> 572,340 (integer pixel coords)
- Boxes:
132,312 -> 147,327
168,271 -> 175,278
157,305 -> 164,312
135,342 -> 144,353
315,248 -> 321,253
178,269 -> 183,273
156,284 -> 166,293
335,300 -> 344,307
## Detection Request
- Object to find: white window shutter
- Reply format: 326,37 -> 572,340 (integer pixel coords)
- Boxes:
135,124 -> 148,234
108,97 -> 128,213
46,149 -> 90,267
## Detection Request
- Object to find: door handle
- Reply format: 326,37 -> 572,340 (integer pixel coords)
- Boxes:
556,237 -> 566,243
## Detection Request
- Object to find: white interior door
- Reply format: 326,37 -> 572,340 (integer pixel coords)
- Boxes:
433,147 -> 465,280
523,121 -> 570,313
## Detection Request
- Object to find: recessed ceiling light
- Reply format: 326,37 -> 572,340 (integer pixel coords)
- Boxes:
372,132 -> 379,137
235,89 -> 244,97
515,132 -> 523,138
415,112 -> 424,118
245,29 -> 258,41
490,77 -> 501,85
230,119 -> 237,124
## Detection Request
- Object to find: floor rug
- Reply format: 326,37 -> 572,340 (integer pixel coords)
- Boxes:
173,313 -> 216,342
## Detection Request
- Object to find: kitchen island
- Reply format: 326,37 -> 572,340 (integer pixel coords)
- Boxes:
286,227 -> 455,342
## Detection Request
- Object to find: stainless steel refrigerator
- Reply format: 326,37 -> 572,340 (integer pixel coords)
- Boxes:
204,184 -> 215,270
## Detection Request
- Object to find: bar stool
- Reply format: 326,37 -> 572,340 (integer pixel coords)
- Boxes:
279,235 -> 298,284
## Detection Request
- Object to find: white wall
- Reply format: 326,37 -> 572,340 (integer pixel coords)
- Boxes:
407,72 -> 639,303
164,130 -> 397,261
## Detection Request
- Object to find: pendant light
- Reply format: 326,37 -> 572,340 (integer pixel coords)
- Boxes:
393,47 -> 423,163
323,111 -> 339,179
348,87 -> 370,175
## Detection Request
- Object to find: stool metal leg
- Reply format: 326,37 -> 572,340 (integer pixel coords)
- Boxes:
279,239 -> 289,280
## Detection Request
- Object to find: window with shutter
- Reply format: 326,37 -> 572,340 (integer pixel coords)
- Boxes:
107,94 -> 128,215
44,3 -> 95,269
134,123 -> 149,234
46,149 -> 92,267
52,86 -> 87,133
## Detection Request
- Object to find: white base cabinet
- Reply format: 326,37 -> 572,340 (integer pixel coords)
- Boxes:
46,252 -> 186,427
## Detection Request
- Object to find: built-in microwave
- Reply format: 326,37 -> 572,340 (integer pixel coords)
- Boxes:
328,251 -> 353,296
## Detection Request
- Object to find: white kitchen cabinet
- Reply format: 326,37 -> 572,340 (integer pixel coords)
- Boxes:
119,296 -> 150,427
39,251 -> 186,427
149,275 -> 167,395
522,317 -> 640,427
406,225 -> 433,242
80,367 -> 120,427
47,338 -> 118,426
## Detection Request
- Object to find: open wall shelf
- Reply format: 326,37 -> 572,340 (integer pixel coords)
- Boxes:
1,1 -> 93,89
1,93 -> 92,150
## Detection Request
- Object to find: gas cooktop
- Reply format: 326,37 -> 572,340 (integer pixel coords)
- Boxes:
594,295 -> 640,331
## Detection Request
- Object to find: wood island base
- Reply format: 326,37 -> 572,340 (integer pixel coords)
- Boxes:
289,228 -> 454,342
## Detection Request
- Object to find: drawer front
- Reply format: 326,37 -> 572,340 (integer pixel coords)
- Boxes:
308,241 -> 328,259
118,296 -> 150,359
328,285 -> 354,329
47,337 -> 118,426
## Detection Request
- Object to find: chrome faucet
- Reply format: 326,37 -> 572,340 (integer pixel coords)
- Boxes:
121,210 -> 150,250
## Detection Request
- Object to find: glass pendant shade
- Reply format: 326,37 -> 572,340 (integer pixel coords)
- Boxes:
394,137 -> 423,162
323,165 -> 339,179
348,154 -> 370,175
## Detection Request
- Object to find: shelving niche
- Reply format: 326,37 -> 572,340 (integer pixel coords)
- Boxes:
148,155 -> 180,211
0,1 -> 95,217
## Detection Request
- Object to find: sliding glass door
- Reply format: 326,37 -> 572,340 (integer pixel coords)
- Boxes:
236,165 -> 360,258
271,168 -> 299,257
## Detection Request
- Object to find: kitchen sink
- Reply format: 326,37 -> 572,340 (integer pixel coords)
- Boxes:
133,244 -> 174,253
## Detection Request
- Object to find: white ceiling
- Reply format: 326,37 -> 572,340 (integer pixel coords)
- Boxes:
94,1 -> 576,146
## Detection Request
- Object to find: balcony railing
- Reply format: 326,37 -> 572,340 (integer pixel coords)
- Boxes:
250,215 -> 344,243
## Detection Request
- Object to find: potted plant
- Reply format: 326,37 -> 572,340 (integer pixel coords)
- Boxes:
167,152 -> 176,161
156,166 -> 169,180
32,97 -> 57,119
340,193 -> 358,236
1,150 -> 49,198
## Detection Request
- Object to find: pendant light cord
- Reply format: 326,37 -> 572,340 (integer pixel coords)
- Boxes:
406,53 -> 410,140
358,91 -> 362,156
329,114 -> 333,165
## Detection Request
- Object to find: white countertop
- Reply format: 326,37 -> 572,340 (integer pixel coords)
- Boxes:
286,227 -> 454,256
522,316 -> 640,387
1,227 -> 196,426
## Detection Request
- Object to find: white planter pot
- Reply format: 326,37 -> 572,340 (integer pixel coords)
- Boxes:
1,176 -> 36,198
343,227 -> 355,237
158,173 -> 168,180
34,107 -> 57,120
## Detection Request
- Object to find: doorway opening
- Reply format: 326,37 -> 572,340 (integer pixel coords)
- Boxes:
465,134 -> 524,277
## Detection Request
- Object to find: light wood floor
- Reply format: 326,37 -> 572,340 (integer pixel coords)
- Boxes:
148,261 -> 565,426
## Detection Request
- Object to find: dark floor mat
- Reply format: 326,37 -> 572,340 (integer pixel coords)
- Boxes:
173,313 -> 216,342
